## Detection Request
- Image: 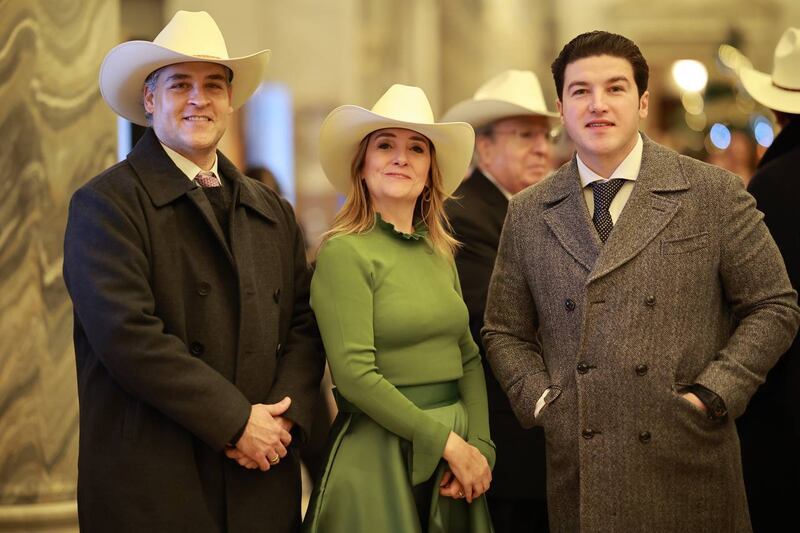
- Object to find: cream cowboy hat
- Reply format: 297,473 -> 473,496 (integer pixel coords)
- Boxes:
441,69 -> 559,128
739,27 -> 800,114
99,10 -> 270,126
319,84 -> 475,196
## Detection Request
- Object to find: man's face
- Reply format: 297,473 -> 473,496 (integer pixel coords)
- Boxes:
556,54 -> 648,173
143,61 -> 233,166
476,115 -> 553,194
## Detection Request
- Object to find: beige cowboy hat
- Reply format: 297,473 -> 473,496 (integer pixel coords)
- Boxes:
99,10 -> 270,126
441,69 -> 559,127
739,27 -> 800,114
319,84 -> 475,196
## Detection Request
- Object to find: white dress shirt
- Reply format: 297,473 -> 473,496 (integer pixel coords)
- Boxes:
160,142 -> 221,186
577,133 -> 643,223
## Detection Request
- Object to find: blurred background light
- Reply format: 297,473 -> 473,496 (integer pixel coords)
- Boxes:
717,44 -> 753,74
709,123 -> 732,149
672,60 -> 709,92
681,92 -> 705,115
751,115 -> 775,147
685,111 -> 707,132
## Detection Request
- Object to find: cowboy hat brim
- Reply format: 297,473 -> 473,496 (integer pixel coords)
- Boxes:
441,98 -> 559,128
740,66 -> 800,114
99,41 -> 271,126
319,105 -> 475,196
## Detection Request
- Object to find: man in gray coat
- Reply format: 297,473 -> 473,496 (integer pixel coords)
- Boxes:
483,30 -> 800,532
63,11 -> 323,532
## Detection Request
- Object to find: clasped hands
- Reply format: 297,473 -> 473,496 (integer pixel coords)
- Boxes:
224,396 -> 294,471
439,432 -> 492,503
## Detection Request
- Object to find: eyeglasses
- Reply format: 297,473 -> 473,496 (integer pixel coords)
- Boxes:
491,127 -> 558,144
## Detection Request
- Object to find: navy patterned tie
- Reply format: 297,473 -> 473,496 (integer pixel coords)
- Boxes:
195,170 -> 221,188
591,179 -> 625,243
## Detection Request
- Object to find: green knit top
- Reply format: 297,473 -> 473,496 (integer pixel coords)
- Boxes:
311,215 -> 495,485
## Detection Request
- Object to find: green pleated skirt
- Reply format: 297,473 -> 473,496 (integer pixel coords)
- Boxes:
303,382 -> 494,533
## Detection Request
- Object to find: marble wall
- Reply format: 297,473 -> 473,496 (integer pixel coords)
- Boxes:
0,0 -> 119,529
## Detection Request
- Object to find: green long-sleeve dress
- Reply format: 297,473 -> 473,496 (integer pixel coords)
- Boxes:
303,215 -> 495,533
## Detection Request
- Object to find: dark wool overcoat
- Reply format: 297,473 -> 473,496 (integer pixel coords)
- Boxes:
447,169 -> 547,502
63,128 -> 323,532
483,136 -> 800,532
737,118 -> 800,532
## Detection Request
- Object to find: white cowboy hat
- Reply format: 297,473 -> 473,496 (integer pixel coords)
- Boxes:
739,27 -> 800,114
319,84 -> 475,196
441,69 -> 559,128
99,10 -> 270,126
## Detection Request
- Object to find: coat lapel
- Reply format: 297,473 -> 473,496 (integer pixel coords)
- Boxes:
587,136 -> 689,283
542,159 -> 602,272
128,128 -> 234,264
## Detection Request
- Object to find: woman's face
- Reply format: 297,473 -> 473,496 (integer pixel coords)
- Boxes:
361,128 -> 431,210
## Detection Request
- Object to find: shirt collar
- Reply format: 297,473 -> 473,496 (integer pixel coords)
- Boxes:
478,167 -> 513,199
159,142 -> 221,186
577,132 -> 643,187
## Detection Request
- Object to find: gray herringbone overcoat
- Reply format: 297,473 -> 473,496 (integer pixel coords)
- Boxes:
483,136 -> 800,533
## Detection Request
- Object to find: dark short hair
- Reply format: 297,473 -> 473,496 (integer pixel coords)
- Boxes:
551,31 -> 649,99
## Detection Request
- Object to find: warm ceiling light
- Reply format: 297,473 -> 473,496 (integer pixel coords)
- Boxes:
672,60 -> 708,92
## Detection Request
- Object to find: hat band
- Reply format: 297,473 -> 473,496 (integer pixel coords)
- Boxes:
773,80 -> 800,92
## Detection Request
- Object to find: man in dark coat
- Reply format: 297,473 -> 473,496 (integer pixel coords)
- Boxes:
736,27 -> 800,533
63,11 -> 323,532
442,70 -> 558,532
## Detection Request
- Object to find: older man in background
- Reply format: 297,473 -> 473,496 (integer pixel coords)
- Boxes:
442,69 -> 558,533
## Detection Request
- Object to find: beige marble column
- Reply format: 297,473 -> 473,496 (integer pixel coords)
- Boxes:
0,0 -> 119,530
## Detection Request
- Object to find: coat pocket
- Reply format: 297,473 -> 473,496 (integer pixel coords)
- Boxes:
661,231 -> 709,255
670,385 -> 723,434
535,385 -> 562,427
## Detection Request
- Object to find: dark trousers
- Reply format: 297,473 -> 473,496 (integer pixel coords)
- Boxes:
737,395 -> 800,533
487,496 -> 549,533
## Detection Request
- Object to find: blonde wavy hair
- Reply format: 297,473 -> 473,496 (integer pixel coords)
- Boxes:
320,130 -> 459,257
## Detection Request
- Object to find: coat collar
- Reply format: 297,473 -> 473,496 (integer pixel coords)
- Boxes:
541,134 -> 689,280
758,118 -> 800,169
128,128 -> 278,223
466,168 -> 509,209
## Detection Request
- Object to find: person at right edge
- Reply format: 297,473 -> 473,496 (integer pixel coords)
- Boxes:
442,69 -> 558,533
736,27 -> 800,533
482,30 -> 800,532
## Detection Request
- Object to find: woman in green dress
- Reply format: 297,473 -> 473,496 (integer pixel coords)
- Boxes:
303,84 -> 495,533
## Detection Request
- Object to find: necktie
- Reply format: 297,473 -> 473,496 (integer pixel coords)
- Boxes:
195,170 -> 221,188
591,179 -> 625,243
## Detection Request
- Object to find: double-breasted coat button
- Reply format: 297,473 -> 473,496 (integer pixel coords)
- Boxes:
582,429 -> 595,440
565,299 -> 576,312
635,364 -> 649,376
189,342 -> 205,356
639,431 -> 652,444
577,362 -> 591,374
275,343 -> 283,356
645,295 -> 656,306
197,282 -> 211,296
273,288 -> 281,303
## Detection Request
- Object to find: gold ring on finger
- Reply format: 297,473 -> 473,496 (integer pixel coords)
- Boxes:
268,455 -> 280,464
457,490 -> 464,498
